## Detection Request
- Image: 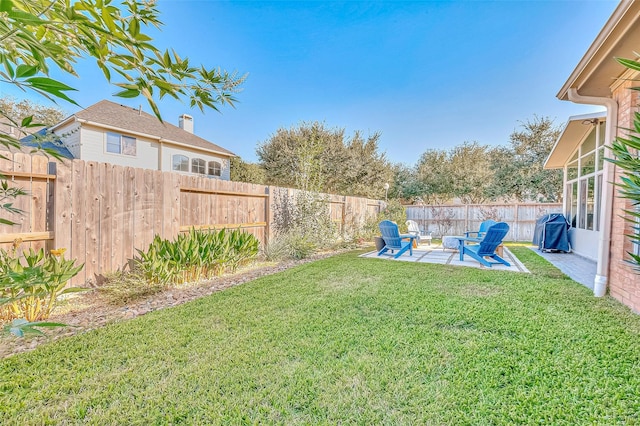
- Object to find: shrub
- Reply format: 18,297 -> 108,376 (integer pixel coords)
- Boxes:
284,233 -> 317,259
271,188 -> 336,253
261,233 -> 317,261
0,247 -> 84,322
361,200 -> 408,238
261,235 -> 290,262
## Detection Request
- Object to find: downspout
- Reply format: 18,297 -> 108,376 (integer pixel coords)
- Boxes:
567,88 -> 617,297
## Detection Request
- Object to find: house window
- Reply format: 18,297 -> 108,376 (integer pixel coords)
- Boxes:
172,155 -> 189,172
564,120 -> 604,231
192,158 -> 206,174
208,160 -> 222,177
106,132 -> 136,156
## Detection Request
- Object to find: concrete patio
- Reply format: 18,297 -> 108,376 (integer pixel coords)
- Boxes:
360,245 -> 530,273
529,247 -> 597,290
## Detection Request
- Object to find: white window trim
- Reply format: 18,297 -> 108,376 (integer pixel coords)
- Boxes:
172,154 -> 189,172
105,131 -> 137,157
564,121 -> 604,232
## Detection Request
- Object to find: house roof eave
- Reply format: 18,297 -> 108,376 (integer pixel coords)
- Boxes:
544,111 -> 606,169
76,119 -> 235,158
557,0 -> 640,101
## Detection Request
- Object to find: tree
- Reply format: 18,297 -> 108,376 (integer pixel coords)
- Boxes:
397,116 -> 562,205
335,131 -> 393,198
257,121 -> 329,192
0,96 -> 66,137
448,141 -> 493,204
230,157 -> 265,184
485,145 -> 520,201
414,149 -> 454,204
0,0 -> 245,222
389,162 -> 426,203
257,122 -> 393,198
502,116 -> 562,202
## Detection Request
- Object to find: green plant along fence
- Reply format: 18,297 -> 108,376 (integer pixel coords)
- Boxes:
0,247 -> 84,322
135,228 -> 259,287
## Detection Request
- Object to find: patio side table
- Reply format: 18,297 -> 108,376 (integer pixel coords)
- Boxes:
442,235 -> 464,251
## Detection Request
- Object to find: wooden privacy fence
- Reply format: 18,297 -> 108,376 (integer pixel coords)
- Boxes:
405,203 -> 563,242
0,152 -> 382,285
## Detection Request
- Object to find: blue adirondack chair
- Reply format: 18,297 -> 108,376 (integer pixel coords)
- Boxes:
465,219 -> 497,240
378,220 -> 414,258
460,222 -> 510,267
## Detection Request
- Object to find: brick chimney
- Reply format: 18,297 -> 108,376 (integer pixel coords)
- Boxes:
179,114 -> 193,133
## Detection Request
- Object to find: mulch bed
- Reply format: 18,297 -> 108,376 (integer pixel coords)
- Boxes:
0,251 -> 345,360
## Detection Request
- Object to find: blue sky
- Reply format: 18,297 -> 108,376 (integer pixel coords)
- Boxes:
3,0 -> 619,164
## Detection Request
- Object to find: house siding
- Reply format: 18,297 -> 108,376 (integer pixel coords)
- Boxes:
53,113 -> 232,179
162,144 -> 231,180
78,125 -> 160,170
609,80 -> 640,313
55,122 -> 81,158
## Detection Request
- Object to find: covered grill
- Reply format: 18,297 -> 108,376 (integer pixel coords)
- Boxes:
533,213 -> 571,252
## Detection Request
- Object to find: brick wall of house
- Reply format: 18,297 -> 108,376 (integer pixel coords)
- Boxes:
609,80 -> 640,313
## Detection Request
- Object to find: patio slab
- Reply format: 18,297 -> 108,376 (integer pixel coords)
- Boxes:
528,247 -> 596,290
360,245 -> 529,273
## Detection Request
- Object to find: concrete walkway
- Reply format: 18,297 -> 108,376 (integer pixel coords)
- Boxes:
528,247 -> 597,290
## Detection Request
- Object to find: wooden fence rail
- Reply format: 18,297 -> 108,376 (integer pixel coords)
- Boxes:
1,153 -> 382,285
405,203 -> 563,242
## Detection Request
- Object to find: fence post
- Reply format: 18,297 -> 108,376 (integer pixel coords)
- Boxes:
266,186 -> 274,243
342,195 -> 347,236
465,204 -> 469,233
514,203 -> 519,241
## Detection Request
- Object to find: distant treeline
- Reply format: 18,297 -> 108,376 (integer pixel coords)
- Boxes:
231,116 -> 562,204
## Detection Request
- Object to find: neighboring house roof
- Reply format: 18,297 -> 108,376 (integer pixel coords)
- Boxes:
20,129 -> 74,159
544,112 -> 606,169
557,0 -> 640,100
51,100 -> 236,157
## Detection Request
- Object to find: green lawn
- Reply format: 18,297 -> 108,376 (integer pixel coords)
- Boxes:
1,247 -> 640,424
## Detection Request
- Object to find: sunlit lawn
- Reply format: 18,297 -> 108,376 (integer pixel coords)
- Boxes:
1,246 -> 639,424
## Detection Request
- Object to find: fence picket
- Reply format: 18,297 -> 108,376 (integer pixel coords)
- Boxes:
70,160 -> 86,285
84,162 -> 101,284
405,203 -> 563,241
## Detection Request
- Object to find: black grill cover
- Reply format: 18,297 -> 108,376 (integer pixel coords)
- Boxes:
533,213 -> 571,252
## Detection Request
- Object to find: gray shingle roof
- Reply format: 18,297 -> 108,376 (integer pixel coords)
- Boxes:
70,100 -> 235,157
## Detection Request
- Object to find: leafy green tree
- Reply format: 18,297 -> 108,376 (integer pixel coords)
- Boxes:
485,145 -> 519,201
448,141 -> 493,204
230,157 -> 266,184
257,122 -> 331,192
334,131 -> 393,198
414,149 -> 454,203
0,0 -> 245,222
485,117 -> 562,202
257,122 -> 392,198
389,162 -> 426,203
